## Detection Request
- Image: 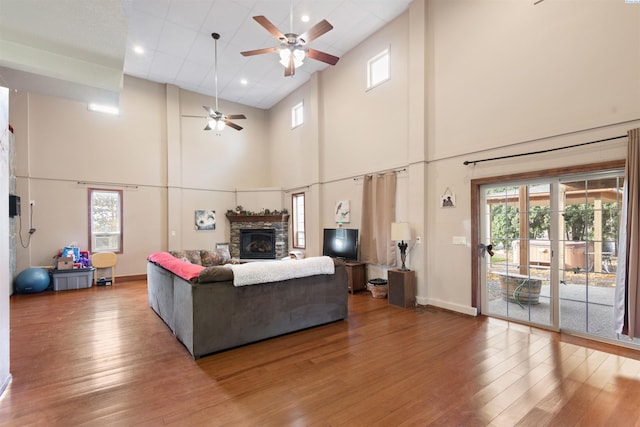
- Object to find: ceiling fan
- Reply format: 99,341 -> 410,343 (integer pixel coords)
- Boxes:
240,3 -> 339,77
183,33 -> 246,133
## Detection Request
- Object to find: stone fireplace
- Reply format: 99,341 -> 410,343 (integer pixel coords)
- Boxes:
227,214 -> 289,260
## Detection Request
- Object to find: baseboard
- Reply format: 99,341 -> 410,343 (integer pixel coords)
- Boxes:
416,296 -> 478,316
0,374 -> 12,398
116,274 -> 147,282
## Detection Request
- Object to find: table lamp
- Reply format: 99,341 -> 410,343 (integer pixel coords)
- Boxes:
391,222 -> 412,271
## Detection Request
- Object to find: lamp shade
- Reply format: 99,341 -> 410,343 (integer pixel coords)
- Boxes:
391,222 -> 411,241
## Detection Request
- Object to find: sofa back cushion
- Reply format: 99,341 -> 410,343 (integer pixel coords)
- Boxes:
169,250 -> 203,265
198,265 -> 234,283
200,249 -> 226,267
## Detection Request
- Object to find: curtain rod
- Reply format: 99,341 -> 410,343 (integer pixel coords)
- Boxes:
353,167 -> 407,181
463,134 -> 627,166
77,180 -> 139,189
284,185 -> 310,194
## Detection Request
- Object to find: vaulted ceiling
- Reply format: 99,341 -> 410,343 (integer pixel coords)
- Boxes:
0,0 -> 412,110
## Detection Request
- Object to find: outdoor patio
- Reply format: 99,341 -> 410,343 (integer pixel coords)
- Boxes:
487,282 -> 617,339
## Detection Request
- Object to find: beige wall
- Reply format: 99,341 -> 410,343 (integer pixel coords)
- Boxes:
421,0 -> 640,313
268,9 -> 417,275
9,75 -> 275,276
11,77 -> 169,276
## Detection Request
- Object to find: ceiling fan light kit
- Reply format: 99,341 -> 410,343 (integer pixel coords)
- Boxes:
279,47 -> 305,69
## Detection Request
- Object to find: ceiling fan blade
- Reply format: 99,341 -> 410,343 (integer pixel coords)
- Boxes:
182,115 -> 207,119
226,114 -> 246,120
253,16 -> 285,40
241,47 -> 278,57
204,123 -> 212,131
298,19 -> 333,44
284,54 -> 295,77
225,121 -> 244,131
307,48 -> 340,66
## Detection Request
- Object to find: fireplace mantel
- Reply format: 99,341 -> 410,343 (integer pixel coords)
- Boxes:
226,214 -> 290,223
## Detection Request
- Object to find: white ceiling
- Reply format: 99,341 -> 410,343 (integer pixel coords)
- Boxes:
0,0 -> 413,110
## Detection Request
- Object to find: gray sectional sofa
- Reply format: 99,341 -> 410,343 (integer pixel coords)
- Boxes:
146,252 -> 348,359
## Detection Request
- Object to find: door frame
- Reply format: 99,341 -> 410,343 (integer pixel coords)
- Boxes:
470,160 -> 625,314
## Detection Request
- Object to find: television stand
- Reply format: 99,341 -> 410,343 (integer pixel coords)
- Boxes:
344,261 -> 366,293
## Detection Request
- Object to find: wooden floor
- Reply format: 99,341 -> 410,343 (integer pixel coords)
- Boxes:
3,280 -> 640,426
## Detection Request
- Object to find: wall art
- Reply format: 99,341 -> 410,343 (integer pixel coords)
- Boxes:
195,210 -> 216,230
335,200 -> 350,223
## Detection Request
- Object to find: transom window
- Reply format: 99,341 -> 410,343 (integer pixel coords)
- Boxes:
292,192 -> 305,249
291,101 -> 304,129
367,48 -> 390,89
89,188 -> 123,253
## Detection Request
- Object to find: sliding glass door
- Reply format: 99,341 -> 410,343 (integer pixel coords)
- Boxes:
480,181 -> 556,329
557,173 -> 623,339
479,169 -> 630,345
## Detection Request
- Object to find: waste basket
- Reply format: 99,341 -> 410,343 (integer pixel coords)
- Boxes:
367,278 -> 388,299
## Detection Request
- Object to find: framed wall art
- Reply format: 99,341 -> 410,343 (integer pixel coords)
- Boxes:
335,200 -> 350,223
195,210 -> 216,230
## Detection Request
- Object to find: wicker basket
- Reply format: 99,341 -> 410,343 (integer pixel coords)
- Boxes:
367,283 -> 388,299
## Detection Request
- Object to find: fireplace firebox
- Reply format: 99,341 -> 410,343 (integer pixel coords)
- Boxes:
240,229 -> 276,259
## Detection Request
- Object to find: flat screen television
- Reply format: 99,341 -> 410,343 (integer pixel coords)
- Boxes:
322,228 -> 359,261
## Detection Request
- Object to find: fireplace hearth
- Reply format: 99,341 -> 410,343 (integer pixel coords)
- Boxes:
240,229 -> 276,259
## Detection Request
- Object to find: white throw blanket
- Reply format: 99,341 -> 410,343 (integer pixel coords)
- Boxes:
225,256 -> 335,287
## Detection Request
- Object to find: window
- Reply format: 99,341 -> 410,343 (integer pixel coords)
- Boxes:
292,192 -> 305,248
291,101 -> 304,128
367,48 -> 390,89
89,188 -> 123,253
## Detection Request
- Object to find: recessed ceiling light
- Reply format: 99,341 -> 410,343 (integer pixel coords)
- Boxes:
301,15 -> 310,23
240,79 -> 248,85
133,45 -> 144,55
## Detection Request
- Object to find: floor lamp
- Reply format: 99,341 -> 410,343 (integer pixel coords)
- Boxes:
391,222 -> 412,271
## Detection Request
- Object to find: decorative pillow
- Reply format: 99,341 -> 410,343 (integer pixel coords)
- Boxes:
217,247 -> 231,263
169,250 -> 202,265
200,249 -> 223,267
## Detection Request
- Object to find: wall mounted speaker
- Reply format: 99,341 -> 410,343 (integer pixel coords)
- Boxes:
9,194 -> 20,217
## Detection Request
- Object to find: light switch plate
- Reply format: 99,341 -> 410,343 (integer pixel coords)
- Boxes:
452,236 -> 467,245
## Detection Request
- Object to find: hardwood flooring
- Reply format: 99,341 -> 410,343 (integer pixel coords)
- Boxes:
2,280 -> 640,426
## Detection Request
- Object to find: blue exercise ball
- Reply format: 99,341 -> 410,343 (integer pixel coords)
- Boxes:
15,268 -> 51,294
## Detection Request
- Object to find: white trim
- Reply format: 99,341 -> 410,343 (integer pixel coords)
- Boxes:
417,296 -> 478,316
366,47 -> 390,90
0,374 -> 12,398
291,101 -> 304,129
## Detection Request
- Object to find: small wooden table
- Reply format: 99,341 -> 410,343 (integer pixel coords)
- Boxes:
344,262 -> 366,293
388,269 -> 415,308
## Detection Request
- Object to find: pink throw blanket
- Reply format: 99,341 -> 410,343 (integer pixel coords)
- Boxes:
148,252 -> 204,281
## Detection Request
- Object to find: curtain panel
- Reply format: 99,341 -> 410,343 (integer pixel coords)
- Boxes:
360,172 -> 397,266
615,128 -> 640,337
